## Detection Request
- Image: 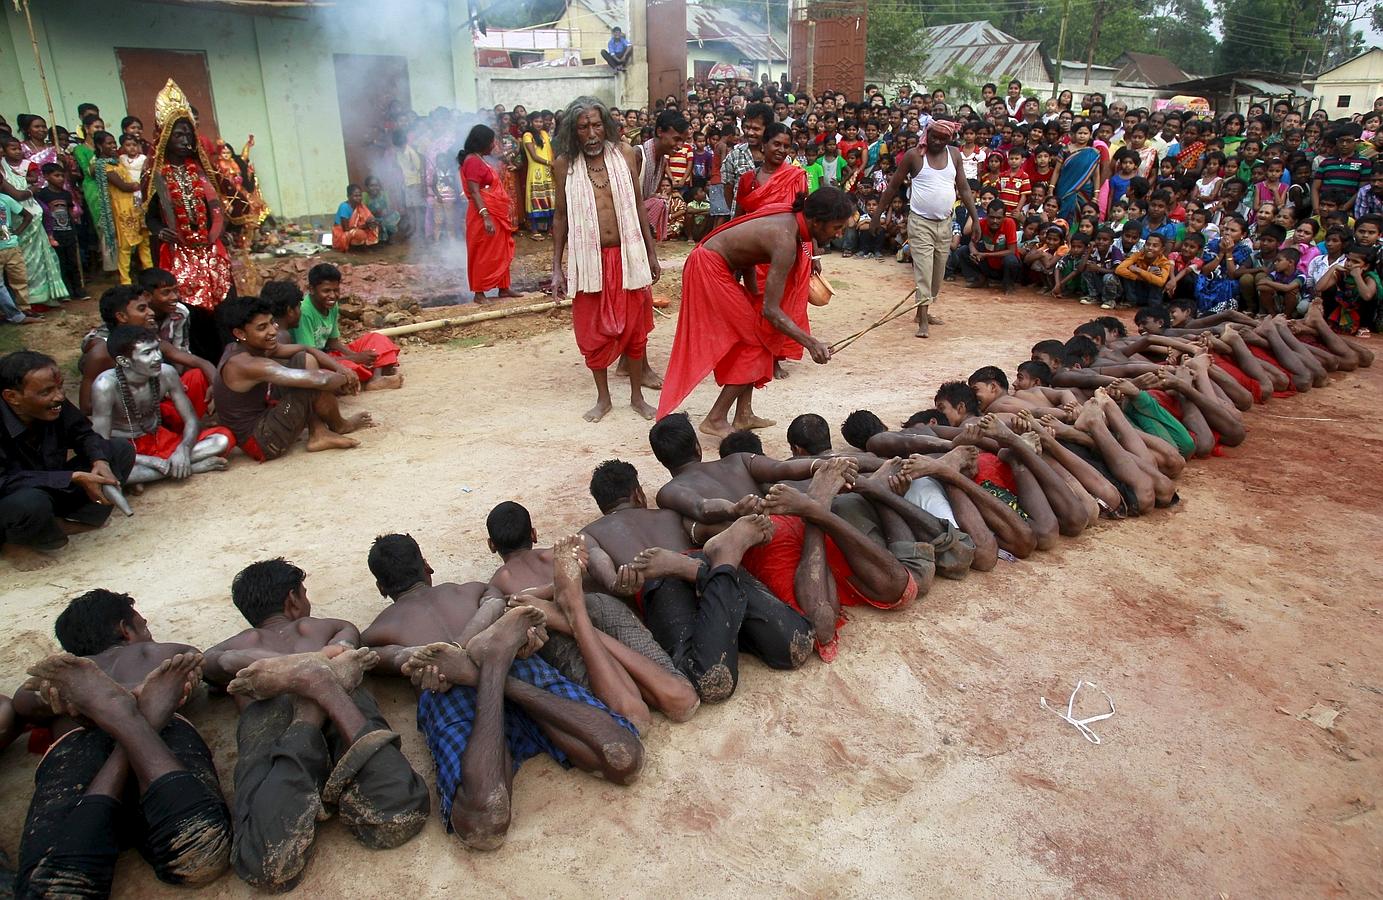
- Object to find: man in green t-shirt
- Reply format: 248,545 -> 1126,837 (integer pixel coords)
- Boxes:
291,263 -> 403,391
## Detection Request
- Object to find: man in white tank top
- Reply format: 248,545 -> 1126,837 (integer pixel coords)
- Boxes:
877,119 -> 979,336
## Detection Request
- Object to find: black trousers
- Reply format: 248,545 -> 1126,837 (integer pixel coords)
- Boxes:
52,240 -> 85,299
0,440 -> 135,548
231,689 -> 429,892
188,304 -> 229,364
642,559 -> 813,703
16,718 -> 232,898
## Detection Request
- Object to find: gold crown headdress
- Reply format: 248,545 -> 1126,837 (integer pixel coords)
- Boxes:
154,78 -> 195,132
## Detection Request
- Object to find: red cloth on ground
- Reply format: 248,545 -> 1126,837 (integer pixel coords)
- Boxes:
656,205 -> 812,418
132,425 -> 235,459
1211,352 -> 1264,403
329,332 -> 401,383
1246,344 -> 1298,398
462,156 -> 516,292
736,168 -> 813,361
572,246 -> 653,369
741,513 -> 918,663
159,368 -> 211,433
973,451 -> 1018,493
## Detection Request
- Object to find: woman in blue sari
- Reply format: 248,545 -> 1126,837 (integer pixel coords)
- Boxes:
1054,120 -> 1103,223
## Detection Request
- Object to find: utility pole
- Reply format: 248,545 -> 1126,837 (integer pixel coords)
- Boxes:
1053,0 -> 1071,98
1085,0 -> 1108,85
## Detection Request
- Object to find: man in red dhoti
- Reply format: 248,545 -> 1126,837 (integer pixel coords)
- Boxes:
551,97 -> 662,422
144,79 -> 234,362
656,186 -> 854,437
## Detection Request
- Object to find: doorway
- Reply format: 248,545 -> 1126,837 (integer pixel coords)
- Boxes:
333,54 -> 411,186
116,48 -> 220,141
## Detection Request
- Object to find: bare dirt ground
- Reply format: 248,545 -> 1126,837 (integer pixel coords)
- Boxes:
1,250 -> 1380,898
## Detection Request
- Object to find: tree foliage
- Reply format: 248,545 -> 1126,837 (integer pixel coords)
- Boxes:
1217,0 -> 1331,74
864,0 -> 929,84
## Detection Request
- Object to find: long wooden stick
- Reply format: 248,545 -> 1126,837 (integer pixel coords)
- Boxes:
829,288 -> 918,353
18,0 -> 58,144
374,298 -> 572,337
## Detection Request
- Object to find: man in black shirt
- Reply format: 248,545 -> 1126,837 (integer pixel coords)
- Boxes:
1,351 -> 134,561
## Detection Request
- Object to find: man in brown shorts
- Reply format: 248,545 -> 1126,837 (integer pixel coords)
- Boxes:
212,296 -> 373,460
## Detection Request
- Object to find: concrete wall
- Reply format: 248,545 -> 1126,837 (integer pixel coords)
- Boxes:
687,45 -> 785,81
0,0 -> 478,219
1312,51 -> 1383,117
474,68 -> 622,112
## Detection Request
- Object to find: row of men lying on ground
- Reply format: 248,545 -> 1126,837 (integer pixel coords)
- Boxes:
5,302 -> 1371,894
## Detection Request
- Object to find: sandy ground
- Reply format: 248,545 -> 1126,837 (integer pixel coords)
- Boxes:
1,252 -> 1380,898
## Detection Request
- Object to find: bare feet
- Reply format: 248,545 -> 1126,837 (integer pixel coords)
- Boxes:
403,642 -> 478,691
632,546 -> 702,582
732,414 -> 777,431
497,288 -> 524,299
639,366 -> 664,390
134,651 -> 204,730
466,606 -> 548,669
339,412 -> 375,434
774,362 -> 789,380
364,373 -> 404,391
1041,414 -> 1084,443
951,422 -> 984,446
1109,378 -> 1141,400
630,397 -> 657,420
702,514 -> 774,568
936,445 -> 980,478
508,595 -> 571,633
979,413 -> 1019,447
852,456 -> 910,499
763,483 -> 827,521
552,533 -> 589,621
26,653 -> 136,724
326,647 -> 379,692
226,652 -> 339,702
584,399 -> 613,423
307,429 -> 359,452
698,416 -> 734,439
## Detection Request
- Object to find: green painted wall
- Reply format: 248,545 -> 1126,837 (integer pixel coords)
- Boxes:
1,0 -> 479,219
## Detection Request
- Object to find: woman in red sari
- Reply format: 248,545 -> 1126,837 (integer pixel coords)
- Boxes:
736,123 -> 812,374
459,124 -> 521,299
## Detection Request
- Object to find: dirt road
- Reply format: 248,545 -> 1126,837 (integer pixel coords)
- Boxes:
1,254 -> 1378,897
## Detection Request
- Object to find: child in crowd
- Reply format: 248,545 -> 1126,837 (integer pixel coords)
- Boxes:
1115,232 -> 1171,306
34,162 -> 88,300
685,184 -> 711,243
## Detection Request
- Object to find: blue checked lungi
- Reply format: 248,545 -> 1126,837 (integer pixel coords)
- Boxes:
416,655 -> 637,828
707,183 -> 731,217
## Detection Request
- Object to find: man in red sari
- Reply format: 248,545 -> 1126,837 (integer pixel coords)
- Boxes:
735,122 -> 811,381
657,186 -> 854,437
459,124 -> 521,300
551,97 -> 662,423
144,79 -> 234,362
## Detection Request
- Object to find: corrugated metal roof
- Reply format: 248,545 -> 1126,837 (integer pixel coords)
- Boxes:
1235,78 -> 1313,98
686,3 -> 787,61
925,21 -> 1019,48
578,0 -> 625,30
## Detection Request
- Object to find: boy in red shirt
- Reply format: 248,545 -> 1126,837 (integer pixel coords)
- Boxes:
997,148 -> 1031,215
959,199 -> 1022,291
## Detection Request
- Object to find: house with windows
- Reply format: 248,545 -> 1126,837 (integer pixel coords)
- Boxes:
1307,48 -> 1383,118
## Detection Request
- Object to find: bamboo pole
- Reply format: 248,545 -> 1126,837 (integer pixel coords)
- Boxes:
17,0 -> 58,144
374,298 -> 573,337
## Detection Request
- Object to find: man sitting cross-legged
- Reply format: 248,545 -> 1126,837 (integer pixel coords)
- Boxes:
582,459 -> 813,702
650,413 -> 917,662
212,295 -> 373,460
202,558 -> 429,892
485,500 -> 700,724
90,325 -> 233,492
361,533 -> 643,851
11,590 -> 230,897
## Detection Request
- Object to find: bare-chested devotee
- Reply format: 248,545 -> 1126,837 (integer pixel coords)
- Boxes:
212,295 -> 372,460
551,96 -> 661,422
11,591 -> 230,896
201,559 -> 428,892
360,533 -> 643,850
649,413 -> 917,661
484,501 -> 699,721
656,187 -> 854,437
90,326 -> 232,494
581,460 -> 813,700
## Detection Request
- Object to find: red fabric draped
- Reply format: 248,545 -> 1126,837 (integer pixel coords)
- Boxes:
1211,352 -> 1264,404
159,368 -> 211,434
572,246 -> 653,370
656,205 -> 812,418
463,159 -> 516,292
